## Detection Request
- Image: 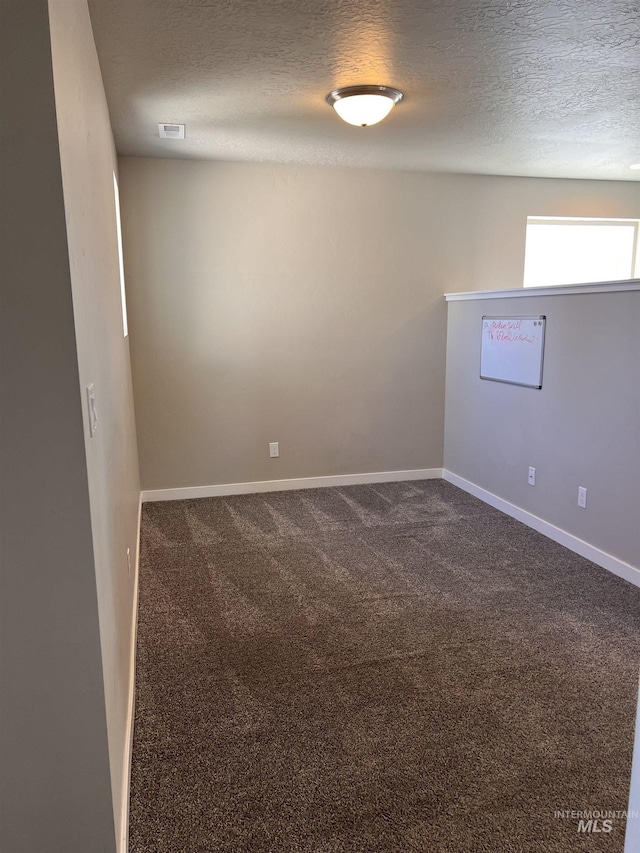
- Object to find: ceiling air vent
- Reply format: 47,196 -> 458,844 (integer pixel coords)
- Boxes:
158,123 -> 186,139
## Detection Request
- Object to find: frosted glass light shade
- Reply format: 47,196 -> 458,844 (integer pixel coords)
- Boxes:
326,85 -> 403,127
333,94 -> 394,126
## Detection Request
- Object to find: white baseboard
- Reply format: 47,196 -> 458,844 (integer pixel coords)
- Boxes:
142,467 -> 639,586
141,468 -> 443,503
119,494 -> 142,853
443,470 -> 640,589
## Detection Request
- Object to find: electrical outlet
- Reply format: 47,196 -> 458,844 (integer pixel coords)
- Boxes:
269,442 -> 279,458
578,486 -> 587,509
528,466 -> 536,486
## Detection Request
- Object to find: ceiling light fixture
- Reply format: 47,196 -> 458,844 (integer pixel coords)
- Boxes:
630,163 -> 640,170
326,85 -> 404,127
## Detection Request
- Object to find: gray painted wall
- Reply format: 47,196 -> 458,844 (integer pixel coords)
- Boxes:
48,0 -> 141,846
119,158 -> 639,492
0,1 -> 116,850
444,291 -> 640,568
626,679 -> 640,852
120,160 -> 449,489
0,1 -> 140,851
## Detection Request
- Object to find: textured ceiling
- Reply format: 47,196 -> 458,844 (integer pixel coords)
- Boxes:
88,0 -> 640,180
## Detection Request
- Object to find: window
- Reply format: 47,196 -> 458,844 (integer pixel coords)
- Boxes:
523,216 -> 640,288
113,172 -> 128,337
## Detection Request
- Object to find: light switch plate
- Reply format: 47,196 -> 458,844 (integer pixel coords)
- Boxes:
86,383 -> 98,437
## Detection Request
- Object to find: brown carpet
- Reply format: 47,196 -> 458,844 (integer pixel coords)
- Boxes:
130,480 -> 640,853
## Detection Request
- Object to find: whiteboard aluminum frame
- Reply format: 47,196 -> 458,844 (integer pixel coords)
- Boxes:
480,315 -> 546,389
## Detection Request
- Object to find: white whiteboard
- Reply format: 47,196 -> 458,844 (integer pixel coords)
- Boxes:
480,316 -> 546,389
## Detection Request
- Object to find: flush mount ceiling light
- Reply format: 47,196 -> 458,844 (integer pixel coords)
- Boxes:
326,85 -> 404,127
630,163 -> 640,170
